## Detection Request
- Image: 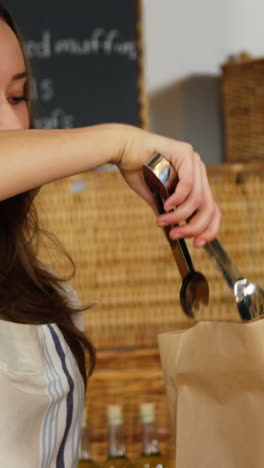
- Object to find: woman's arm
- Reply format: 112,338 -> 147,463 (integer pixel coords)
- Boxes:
0,124 -> 121,200
0,123 -> 221,246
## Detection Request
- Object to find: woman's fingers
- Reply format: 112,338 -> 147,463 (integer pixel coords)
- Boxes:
167,202 -> 220,241
156,152 -> 220,244
158,202 -> 221,247
157,152 -> 208,223
158,152 -> 203,222
193,203 -> 222,247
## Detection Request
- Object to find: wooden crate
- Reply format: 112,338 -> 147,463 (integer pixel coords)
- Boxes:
222,58 -> 264,162
35,163 -> 264,463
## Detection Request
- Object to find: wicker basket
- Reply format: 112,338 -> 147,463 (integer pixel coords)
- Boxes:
36,163 -> 264,349
222,58 -> 264,162
35,163 -> 264,463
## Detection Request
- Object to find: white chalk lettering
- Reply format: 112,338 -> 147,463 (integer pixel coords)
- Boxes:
25,31 -> 51,59
54,38 -> 86,55
90,28 -> 105,53
35,108 -> 75,129
41,78 -> 54,102
103,30 -> 119,54
113,41 -> 137,60
31,78 -> 54,102
24,29 -> 137,60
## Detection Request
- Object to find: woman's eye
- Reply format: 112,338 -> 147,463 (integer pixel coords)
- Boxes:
8,96 -> 29,105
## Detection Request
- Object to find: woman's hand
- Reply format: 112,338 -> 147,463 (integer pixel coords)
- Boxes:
115,125 -> 221,248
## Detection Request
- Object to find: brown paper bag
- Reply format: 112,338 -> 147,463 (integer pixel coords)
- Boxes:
158,319 -> 264,468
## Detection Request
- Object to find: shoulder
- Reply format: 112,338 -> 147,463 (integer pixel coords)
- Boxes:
38,260 -> 85,332
59,281 -> 85,332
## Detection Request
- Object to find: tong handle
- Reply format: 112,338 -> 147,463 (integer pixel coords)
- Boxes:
153,191 -> 195,279
204,238 -> 241,289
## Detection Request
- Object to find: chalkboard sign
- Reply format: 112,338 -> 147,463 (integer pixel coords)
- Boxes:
6,0 -> 146,129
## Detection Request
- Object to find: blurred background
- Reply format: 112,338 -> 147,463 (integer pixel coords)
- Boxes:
143,0 -> 264,164
6,0 -> 264,165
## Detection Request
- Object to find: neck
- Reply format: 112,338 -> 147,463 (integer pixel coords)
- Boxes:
108,423 -> 127,458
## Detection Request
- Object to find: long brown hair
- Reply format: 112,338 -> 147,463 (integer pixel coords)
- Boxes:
0,3 -> 96,386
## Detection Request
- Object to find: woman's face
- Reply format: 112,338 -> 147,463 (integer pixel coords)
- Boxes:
0,19 -> 29,130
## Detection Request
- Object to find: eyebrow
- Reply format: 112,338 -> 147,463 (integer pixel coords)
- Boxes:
12,71 -> 28,81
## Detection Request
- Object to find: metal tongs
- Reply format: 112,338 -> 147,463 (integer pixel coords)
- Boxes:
143,154 -> 264,321
143,154 -> 209,318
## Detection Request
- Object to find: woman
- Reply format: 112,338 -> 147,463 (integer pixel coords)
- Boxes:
0,3 -> 221,467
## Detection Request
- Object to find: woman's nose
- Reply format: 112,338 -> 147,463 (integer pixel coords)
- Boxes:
0,102 -> 25,130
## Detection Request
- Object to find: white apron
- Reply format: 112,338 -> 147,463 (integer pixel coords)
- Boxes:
0,281 -> 85,468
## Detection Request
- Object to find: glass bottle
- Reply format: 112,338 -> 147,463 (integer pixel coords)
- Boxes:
78,408 -> 100,468
134,403 -> 169,468
102,404 -> 134,468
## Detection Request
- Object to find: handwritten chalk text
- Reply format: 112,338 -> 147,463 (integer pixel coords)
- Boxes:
35,108 -> 75,129
25,29 -> 137,61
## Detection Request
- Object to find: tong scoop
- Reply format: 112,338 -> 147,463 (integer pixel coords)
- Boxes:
204,239 -> 264,320
143,154 -> 264,321
143,154 -> 209,318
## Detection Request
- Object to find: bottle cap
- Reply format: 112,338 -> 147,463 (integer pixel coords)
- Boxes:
139,402 -> 156,424
107,404 -> 123,425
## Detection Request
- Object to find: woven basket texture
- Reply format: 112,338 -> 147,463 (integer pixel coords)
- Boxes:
35,163 -> 264,462
222,58 -> 264,162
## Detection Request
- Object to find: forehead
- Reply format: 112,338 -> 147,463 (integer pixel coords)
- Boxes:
0,19 -> 26,79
